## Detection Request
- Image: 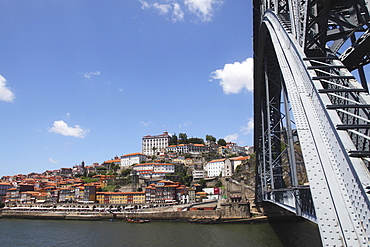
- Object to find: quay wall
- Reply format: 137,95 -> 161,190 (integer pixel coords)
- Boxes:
0,202 -> 262,223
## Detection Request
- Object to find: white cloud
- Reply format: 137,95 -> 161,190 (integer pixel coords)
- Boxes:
153,3 -> 172,15
49,120 -> 89,138
241,118 -> 254,134
179,121 -> 192,128
172,3 -> 185,22
49,158 -> 59,164
0,75 -> 15,102
224,133 -> 239,143
84,71 -> 100,79
140,121 -> 153,127
211,58 -> 254,94
185,0 -> 222,22
140,0 -> 151,9
139,0 -> 222,23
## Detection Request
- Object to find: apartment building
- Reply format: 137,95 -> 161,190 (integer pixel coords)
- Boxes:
192,170 -> 207,179
145,180 -> 187,204
205,158 -> 233,178
96,191 -> 145,205
230,156 -> 250,171
142,131 -> 171,156
166,143 -> 207,154
133,163 -> 175,179
121,153 -> 147,167
0,182 -> 13,202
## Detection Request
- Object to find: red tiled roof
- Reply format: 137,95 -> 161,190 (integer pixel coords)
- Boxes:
121,152 -> 145,157
208,159 -> 226,163
103,159 -> 121,164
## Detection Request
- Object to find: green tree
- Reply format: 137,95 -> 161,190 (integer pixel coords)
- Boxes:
199,178 -> 207,188
218,138 -> 226,146
206,135 -> 216,142
169,133 -> 178,145
102,185 -> 116,192
111,163 -> 120,173
81,177 -> 99,184
215,180 -> 223,188
174,164 -> 193,186
121,168 -> 132,177
188,137 -> 204,144
179,133 -> 188,144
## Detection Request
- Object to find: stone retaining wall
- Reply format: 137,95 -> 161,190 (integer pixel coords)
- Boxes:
0,202 -> 252,223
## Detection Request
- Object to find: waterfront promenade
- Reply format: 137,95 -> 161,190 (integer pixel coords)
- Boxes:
0,200 -> 266,223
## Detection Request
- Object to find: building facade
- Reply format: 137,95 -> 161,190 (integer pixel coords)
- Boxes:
230,156 -> 250,171
142,131 -> 171,156
96,191 -> 145,205
192,170 -> 207,179
205,158 -> 233,177
166,143 -> 207,154
0,182 -> 13,202
133,163 -> 175,179
145,180 -> 187,204
121,153 -> 147,167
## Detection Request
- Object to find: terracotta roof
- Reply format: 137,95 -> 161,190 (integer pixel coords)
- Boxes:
0,182 -> 12,185
121,152 -> 145,157
230,156 -> 250,161
103,159 -> 121,163
208,158 -> 226,163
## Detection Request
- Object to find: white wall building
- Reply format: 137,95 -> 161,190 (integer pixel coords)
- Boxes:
206,158 -> 233,177
230,156 -> 250,172
166,143 -> 207,154
203,188 -> 221,200
121,153 -> 147,167
133,163 -> 175,178
142,131 -> 171,156
192,170 -> 207,179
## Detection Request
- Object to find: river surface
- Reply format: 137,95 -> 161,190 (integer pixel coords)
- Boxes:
0,218 -> 321,247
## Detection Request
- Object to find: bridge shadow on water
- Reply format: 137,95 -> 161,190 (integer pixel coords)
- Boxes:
268,218 -> 322,247
262,202 -> 322,246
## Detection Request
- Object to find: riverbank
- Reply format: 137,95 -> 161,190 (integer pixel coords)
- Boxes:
0,201 -> 267,224
0,209 -> 267,224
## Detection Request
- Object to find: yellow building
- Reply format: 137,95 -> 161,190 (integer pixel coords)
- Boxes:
96,191 -> 145,204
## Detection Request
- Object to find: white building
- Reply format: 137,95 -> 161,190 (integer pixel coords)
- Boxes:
142,131 -> 171,156
206,159 -> 225,177
244,146 -> 254,154
192,170 -> 207,179
166,143 -> 207,154
121,153 -> 147,167
133,163 -> 175,178
230,156 -> 250,171
202,187 -> 221,200
206,158 -> 233,177
226,142 -> 247,154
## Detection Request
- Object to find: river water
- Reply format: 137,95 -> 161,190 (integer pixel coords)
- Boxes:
0,218 -> 321,246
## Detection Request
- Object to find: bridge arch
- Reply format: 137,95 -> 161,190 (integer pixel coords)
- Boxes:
254,5 -> 370,246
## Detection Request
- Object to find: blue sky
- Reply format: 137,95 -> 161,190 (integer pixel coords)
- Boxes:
0,0 -> 254,176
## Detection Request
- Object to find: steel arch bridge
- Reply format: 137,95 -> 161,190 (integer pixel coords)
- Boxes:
253,0 -> 370,245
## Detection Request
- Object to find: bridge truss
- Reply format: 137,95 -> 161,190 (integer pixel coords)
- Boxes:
253,0 -> 370,245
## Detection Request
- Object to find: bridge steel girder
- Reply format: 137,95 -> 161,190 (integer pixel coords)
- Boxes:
254,1 -> 370,245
